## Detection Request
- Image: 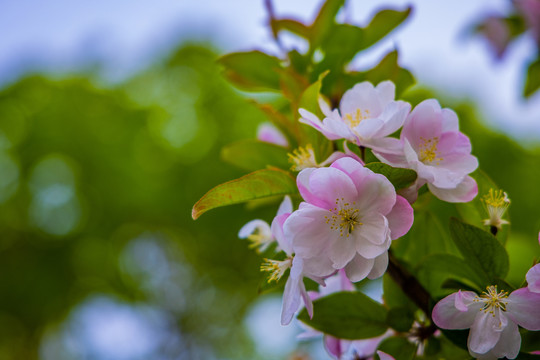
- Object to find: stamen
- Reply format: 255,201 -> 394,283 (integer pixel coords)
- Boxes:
418,137 -> 443,165
481,189 -> 510,229
260,258 -> 292,283
288,144 -> 317,171
474,285 -> 509,316
344,108 -> 370,128
326,198 -> 362,237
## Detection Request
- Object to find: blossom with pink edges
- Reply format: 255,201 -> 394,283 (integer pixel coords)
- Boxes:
432,286 -> 540,359
238,196 -> 293,253
298,81 -> 410,152
256,122 -> 289,147
283,157 -> 413,282
374,99 -> 479,203
526,263 -> 540,293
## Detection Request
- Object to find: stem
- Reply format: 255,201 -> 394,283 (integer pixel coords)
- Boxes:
387,251 -> 431,315
359,146 -> 365,162
490,225 -> 498,236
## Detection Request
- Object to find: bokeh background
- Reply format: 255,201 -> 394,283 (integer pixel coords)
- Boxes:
0,0 -> 540,359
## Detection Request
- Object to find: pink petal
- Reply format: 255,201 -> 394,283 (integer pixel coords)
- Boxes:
441,107 -> 459,133
340,81 -> 382,117
344,254 -> 375,282
432,291 -> 481,329
357,213 -> 390,245
281,273 -> 302,325
526,264 -> 540,293
271,213 -> 292,255
367,251 -> 389,280
324,336 -> 350,360
402,99 -> 443,146
328,235 -> 358,269
308,166 -> 359,210
489,320 -> 521,360
468,311 -> 505,355
299,108 -> 343,141
277,195 -> 293,216
302,253 -> 337,278
318,96 -> 333,117
355,117 -> 384,140
256,122 -> 289,147
507,287 -> 540,330
386,195 -> 414,240
375,80 -> 396,104
428,175 -> 478,203
284,204 -> 336,259
371,101 -> 410,138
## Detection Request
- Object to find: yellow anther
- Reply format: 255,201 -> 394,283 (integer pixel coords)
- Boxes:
288,144 -> 317,171
344,108 -> 370,128
418,137 -> 443,164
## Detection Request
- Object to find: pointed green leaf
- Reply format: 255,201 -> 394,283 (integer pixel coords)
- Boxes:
524,57 -> 540,97
219,51 -> 282,91
271,19 -> 310,39
221,140 -> 291,172
298,291 -> 388,339
376,337 -> 416,360
192,168 -> 296,219
416,254 -> 484,291
361,7 -> 412,51
310,0 -> 346,48
449,217 -> 509,284
365,162 -> 417,190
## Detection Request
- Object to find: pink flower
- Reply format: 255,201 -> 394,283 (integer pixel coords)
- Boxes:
375,99 -> 479,203
283,157 -> 413,282
299,81 -> 410,151
432,286 -> 540,359
256,122 -> 289,147
238,196 -> 292,253
526,263 -> 540,293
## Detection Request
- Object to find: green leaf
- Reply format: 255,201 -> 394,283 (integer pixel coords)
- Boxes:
346,50 -> 415,97
365,162 -> 417,190
310,0 -> 346,48
221,140 -> 291,172
298,291 -> 388,339
524,57 -> 540,98
416,254 -> 484,291
376,337 -> 416,360
449,217 -> 509,284
219,51 -> 282,91
361,7 -> 412,51
386,307 -> 414,332
298,71 -> 328,117
271,19 -> 310,39
192,168 -> 296,219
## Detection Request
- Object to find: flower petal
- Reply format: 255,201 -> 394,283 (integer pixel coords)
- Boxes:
377,351 -> 396,360
375,80 -> 396,105
428,175 -> 478,203
277,195 -> 293,216
386,195 -> 414,240
468,311 -> 505,355
489,319 -> 521,360
284,204 -> 336,258
344,254 -> 374,282
526,263 -> 540,293
432,291 -> 481,329
367,251 -> 388,280
324,336 -> 350,360
507,287 -> 540,330
328,236 -> 358,269
271,213 -> 292,255
308,166 -> 359,209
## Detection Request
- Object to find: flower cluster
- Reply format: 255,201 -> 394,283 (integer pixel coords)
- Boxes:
235,80 -> 538,359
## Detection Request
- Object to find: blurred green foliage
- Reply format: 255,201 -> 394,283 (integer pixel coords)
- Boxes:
0,30 -> 539,360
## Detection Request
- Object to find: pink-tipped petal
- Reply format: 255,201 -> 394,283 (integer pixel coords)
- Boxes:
386,195 -> 414,240
507,288 -> 540,330
489,320 -> 521,360
307,167 -> 359,209
271,213 -> 292,255
281,275 -> 302,325
428,175 -> 478,203
526,264 -> 540,293
257,122 -> 289,147
324,336 -> 350,360
432,291 -> 480,329
277,195 -> 293,216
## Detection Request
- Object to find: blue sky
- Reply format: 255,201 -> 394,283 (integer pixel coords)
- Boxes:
1,0 -> 539,139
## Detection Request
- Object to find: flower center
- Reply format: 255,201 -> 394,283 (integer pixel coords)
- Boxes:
261,257 -> 292,283
481,188 -> 511,228
324,198 -> 362,237
418,137 -> 443,164
288,144 -> 317,171
476,285 -> 509,315
344,108 -> 370,128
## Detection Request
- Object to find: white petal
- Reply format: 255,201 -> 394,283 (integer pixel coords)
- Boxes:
526,263 -> 540,293
238,219 -> 271,238
468,311 -> 505,355
428,175 -> 478,203
344,254 -> 374,282
489,319 -> 521,360
277,195 -> 293,216
367,251 -> 389,279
